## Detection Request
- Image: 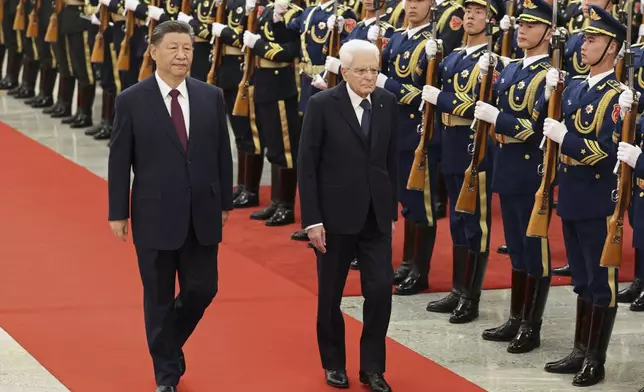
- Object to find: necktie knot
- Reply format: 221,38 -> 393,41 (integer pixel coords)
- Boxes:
169,89 -> 180,99
360,99 -> 371,112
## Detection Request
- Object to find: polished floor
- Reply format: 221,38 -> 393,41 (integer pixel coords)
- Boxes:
2,88 -> 644,392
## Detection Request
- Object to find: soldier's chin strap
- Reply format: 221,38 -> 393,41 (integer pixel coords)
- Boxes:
589,37 -> 614,66
526,25 -> 551,51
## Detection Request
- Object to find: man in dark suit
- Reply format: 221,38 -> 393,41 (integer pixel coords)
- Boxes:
298,39 -> 398,392
107,20 -> 233,392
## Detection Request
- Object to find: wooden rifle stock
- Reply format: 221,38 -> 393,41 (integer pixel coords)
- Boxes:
138,0 -> 159,80
326,14 -> 341,88
601,102 -> 637,268
0,0 -> 4,24
232,6 -> 258,117
91,6 -> 110,64
500,0 -> 515,57
455,60 -> 494,214
26,0 -> 40,38
206,1 -> 226,84
44,0 -> 63,43
116,11 -> 135,71
181,0 -> 191,15
14,0 -> 25,31
615,58 -> 625,82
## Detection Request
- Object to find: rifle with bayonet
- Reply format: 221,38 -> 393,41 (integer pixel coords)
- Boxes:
44,0 -> 63,42
600,0 -> 637,268
232,2 -> 258,116
615,0 -> 626,82
526,0 -> 563,237
117,6 -> 136,71
326,0 -> 341,88
206,0 -> 226,84
500,0 -> 514,57
91,4 -> 110,63
407,0 -> 442,191
14,0 -> 26,32
26,0 -> 41,38
139,0 -> 159,80
454,0 -> 495,214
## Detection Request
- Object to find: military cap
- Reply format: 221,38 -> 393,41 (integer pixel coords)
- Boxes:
463,0 -> 505,19
516,0 -> 553,26
582,5 -> 627,43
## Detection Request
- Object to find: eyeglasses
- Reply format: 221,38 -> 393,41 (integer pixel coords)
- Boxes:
349,67 -> 379,76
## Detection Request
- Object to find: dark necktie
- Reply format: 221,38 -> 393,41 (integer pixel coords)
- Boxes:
360,99 -> 371,137
169,89 -> 188,150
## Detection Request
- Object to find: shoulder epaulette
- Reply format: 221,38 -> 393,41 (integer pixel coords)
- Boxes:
633,42 -> 644,48
572,75 -> 586,79
606,79 -> 624,92
453,46 -> 464,52
568,0 -> 581,4
421,31 -> 432,39
394,27 -> 405,32
509,58 -> 522,63
571,28 -> 582,34
536,61 -> 552,70
379,20 -> 394,30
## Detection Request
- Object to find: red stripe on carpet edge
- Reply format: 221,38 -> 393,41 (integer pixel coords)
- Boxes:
0,122 -> 483,391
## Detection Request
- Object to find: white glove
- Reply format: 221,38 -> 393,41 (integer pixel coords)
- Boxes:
147,5 -> 164,20
617,141 -> 642,169
325,56 -> 341,74
274,0 -> 289,17
639,24 -> 644,37
367,25 -> 379,42
327,15 -> 344,30
500,15 -> 511,31
311,74 -> 328,90
178,12 -> 193,23
211,22 -> 226,37
245,0 -> 256,13
422,85 -> 440,105
243,30 -> 260,48
125,0 -> 139,11
376,73 -> 387,88
474,101 -> 500,125
99,0 -> 110,6
425,39 -> 437,59
543,117 -> 568,144
91,13 -> 100,25
477,52 -> 490,75
619,89 -> 640,118
545,68 -> 560,90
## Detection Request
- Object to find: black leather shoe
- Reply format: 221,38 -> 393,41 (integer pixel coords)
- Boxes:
85,121 -> 105,136
359,371 -> 391,392
394,269 -> 428,295
24,93 -> 42,105
250,200 -> 279,220
393,260 -> 412,284
50,104 -> 72,118
434,202 -> 446,219
43,101 -> 61,114
155,387 -> 176,392
291,230 -> 308,241
265,206 -> 295,226
62,113 -> 80,124
180,351 -> 186,376
70,113 -> 93,128
497,245 -> 508,254
325,369 -> 349,388
233,189 -> 259,208
93,126 -> 112,140
552,264 -> 571,277
350,259 -> 359,270
15,88 -> 35,99
31,96 -> 54,108
631,291 -> 644,311
482,269 -> 526,342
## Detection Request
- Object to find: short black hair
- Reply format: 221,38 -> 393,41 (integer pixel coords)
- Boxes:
150,20 -> 194,46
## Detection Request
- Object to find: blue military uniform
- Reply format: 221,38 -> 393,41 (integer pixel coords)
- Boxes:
544,5 -> 623,387
480,0 -> 554,353
383,0 -> 404,28
344,17 -> 395,43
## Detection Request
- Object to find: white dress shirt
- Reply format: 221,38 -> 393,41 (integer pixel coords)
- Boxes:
406,23 -> 431,39
305,84 -> 372,232
585,69 -> 615,90
522,54 -> 549,69
155,72 -> 190,136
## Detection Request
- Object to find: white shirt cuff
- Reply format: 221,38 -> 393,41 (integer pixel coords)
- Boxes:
304,223 -> 323,232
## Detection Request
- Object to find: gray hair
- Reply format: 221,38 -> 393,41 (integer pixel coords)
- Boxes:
339,39 -> 380,69
151,20 -> 194,46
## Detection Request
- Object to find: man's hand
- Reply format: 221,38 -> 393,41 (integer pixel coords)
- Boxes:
222,210 -> 230,226
308,226 -> 327,253
110,220 -> 128,241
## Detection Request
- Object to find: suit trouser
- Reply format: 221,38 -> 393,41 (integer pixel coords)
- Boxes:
316,206 -> 393,374
562,218 -> 618,307
135,222 -> 219,386
398,147 -> 440,227
444,172 -> 492,253
499,193 -> 550,277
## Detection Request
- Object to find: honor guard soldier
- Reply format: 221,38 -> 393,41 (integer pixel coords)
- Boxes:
177,0 -> 217,81
10,0 -> 39,99
58,0 -> 97,128
541,5 -> 623,386
239,0 -> 303,226
375,0 -> 437,296
496,0 -> 524,59
209,0 -> 261,209
563,0 -> 583,31
475,0 -> 553,350
105,0 -> 146,90
420,0 -> 504,320
0,0 -> 23,90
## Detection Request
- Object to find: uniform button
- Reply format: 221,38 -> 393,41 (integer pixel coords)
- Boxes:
500,108 -> 504,112
447,79 -> 451,83
524,154 -> 530,160
640,192 -> 644,197
504,91 -> 508,96
410,113 -> 415,119
595,174 -> 600,179
274,70 -> 279,75
469,135 -> 474,139
563,168 -> 568,172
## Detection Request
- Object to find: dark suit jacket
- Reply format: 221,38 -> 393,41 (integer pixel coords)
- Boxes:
108,76 -> 234,250
297,81 -> 399,235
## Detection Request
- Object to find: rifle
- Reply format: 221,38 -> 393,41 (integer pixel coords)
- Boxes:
91,4 -> 110,64
13,0 -> 26,31
0,0 -> 4,26
206,0 -> 226,84
26,0 -> 40,37
232,3 -> 258,117
454,0 -> 495,214
44,0 -> 63,42
500,0 -> 514,57
325,1 -> 340,87
116,10 -> 135,71
407,0 -> 442,191
181,0 -> 191,14
526,1 -> 564,237
614,0 -> 626,82
375,0 -> 383,65
600,0 -> 636,268
139,0 -> 159,80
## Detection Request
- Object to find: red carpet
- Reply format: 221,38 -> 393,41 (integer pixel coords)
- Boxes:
0,122 -> 483,390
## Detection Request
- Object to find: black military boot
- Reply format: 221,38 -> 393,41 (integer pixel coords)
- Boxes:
630,290 -> 644,311
15,60 -> 38,99
552,264 -> 571,276
0,49 -> 21,90
617,249 -> 642,303
250,164 -> 279,219
71,84 -> 94,128
426,245 -> 469,313
31,68 -> 56,108
85,90 -> 108,136
544,296 -> 592,374
236,153 -> 262,208
25,66 -> 46,105
266,168 -> 296,226
572,304 -> 617,387
507,275 -> 551,353
449,250 -> 489,324
44,74 -> 64,114
481,269 -> 526,341
394,225 -> 435,295
50,76 -> 75,117
233,150 -> 247,201
94,90 -> 115,140
393,219 -> 417,284
5,52 -> 24,93
62,91 -> 82,124
434,169 -> 448,220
